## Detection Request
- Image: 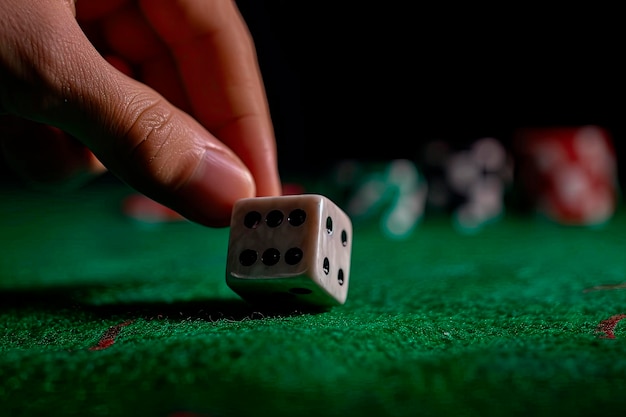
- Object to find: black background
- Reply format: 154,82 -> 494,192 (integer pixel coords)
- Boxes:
238,2 -> 623,184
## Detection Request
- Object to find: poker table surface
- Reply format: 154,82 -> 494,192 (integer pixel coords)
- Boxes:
1,176 -> 626,417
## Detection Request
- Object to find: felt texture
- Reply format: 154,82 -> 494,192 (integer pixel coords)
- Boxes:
1,181 -> 626,417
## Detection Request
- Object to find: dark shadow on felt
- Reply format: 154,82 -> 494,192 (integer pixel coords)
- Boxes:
0,285 -> 328,321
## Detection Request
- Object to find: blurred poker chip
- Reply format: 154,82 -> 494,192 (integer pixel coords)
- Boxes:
513,125 -> 619,227
122,193 -> 186,224
332,159 -> 428,239
419,138 -> 514,233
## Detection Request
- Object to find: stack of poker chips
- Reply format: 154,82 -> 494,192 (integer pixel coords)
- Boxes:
419,137 -> 515,233
331,159 -> 428,240
330,126 -> 620,238
512,125 -> 619,227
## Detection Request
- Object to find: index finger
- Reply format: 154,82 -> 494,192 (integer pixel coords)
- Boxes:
138,0 -> 282,197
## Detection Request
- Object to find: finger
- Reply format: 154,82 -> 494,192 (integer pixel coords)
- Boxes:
97,3 -> 191,111
1,0 -> 255,226
138,0 -> 282,197
0,115 -> 106,189
0,53 -> 136,191
74,0 -> 128,21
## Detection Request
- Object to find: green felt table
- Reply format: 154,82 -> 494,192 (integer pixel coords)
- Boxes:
1,178 -> 626,417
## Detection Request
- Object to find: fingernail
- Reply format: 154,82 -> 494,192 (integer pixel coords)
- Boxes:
178,150 -> 255,227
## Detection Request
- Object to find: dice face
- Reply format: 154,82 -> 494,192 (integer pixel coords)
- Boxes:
225,194 -> 353,309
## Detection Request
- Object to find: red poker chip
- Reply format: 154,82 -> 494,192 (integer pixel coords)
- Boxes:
281,182 -> 306,196
122,193 -> 186,223
513,125 -> 618,226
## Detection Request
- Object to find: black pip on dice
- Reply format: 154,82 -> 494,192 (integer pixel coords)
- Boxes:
225,194 -> 353,309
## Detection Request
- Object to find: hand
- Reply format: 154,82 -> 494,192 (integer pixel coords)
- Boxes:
0,0 -> 282,227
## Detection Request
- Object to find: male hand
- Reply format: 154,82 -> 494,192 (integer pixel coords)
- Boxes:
0,0 -> 282,227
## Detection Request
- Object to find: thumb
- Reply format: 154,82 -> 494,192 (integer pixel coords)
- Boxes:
0,0 -> 255,227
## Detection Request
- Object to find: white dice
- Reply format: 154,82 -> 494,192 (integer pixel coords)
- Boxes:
225,194 -> 353,309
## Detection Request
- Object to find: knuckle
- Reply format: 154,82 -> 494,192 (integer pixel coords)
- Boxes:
119,94 -> 200,191
123,95 -> 175,156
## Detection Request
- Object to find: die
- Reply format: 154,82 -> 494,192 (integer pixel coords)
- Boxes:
225,194 -> 353,309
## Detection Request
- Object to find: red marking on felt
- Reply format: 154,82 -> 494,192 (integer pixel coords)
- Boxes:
89,320 -> 134,351
595,314 -> 626,339
583,283 -> 626,293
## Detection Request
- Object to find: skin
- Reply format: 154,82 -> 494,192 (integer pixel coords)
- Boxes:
0,0 -> 282,227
